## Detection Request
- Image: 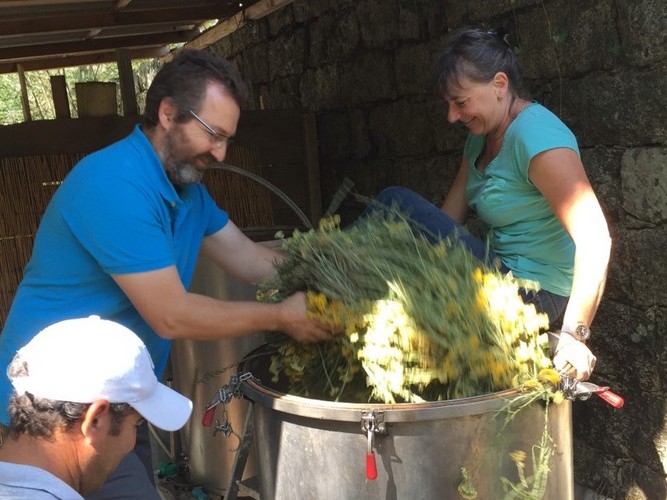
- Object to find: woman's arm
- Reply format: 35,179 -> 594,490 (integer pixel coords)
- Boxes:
529,148 -> 611,326
530,147 -> 611,380
441,157 -> 471,223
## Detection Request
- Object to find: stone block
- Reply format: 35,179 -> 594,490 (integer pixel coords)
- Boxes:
517,0 -> 619,79
617,0 -> 667,65
257,76 -> 302,110
292,0 -> 337,22
267,3 -> 295,36
356,0 -> 400,49
299,64 -> 341,110
395,40 -> 440,96
339,52 -> 396,106
443,0 -> 542,27
267,30 -> 306,79
368,99 -> 435,157
308,10 -> 360,66
242,43 -> 270,84
229,18 -> 269,50
581,146 -> 624,224
514,0 -> 567,79
614,225 -> 667,307
621,147 -> 667,224
558,67 -> 667,147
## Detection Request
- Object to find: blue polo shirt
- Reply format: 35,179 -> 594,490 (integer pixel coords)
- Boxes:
464,103 -> 577,295
0,125 -> 228,424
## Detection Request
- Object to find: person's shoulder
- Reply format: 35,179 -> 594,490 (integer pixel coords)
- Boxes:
516,103 -> 572,132
0,461 -> 83,499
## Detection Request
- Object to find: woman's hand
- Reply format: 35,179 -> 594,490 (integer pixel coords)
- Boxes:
551,331 -> 596,381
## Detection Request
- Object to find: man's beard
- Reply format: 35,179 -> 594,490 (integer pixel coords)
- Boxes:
163,130 -> 205,186
165,160 -> 203,186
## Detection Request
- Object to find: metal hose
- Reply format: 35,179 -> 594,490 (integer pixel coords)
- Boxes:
210,162 -> 314,230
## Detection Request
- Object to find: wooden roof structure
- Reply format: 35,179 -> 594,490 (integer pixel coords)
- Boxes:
0,0 -> 293,74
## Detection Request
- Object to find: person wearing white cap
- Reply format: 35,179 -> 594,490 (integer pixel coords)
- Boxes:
0,316 -> 193,499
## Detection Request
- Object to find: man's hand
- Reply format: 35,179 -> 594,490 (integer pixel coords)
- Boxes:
551,332 -> 596,381
277,292 -> 333,343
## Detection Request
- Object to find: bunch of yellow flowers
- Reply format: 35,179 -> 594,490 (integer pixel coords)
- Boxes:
260,209 -> 561,404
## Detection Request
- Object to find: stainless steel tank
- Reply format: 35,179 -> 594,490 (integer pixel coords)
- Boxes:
170,251 -> 272,495
240,352 -> 574,500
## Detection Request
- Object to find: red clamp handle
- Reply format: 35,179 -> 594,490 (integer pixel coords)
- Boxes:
366,452 -> 377,480
596,389 -> 624,408
202,406 -> 216,427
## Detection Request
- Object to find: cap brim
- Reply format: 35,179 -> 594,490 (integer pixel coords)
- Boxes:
131,383 -> 193,432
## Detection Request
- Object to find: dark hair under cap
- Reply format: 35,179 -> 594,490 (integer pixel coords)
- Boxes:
434,28 -> 528,100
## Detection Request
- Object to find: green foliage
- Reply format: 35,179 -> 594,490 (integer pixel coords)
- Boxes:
0,74 -> 23,125
0,57 -> 162,124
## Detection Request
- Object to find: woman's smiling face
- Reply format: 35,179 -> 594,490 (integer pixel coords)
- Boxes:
442,75 -> 506,136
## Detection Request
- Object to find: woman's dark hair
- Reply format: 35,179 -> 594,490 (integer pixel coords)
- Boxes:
142,49 -> 249,127
435,28 -> 528,100
6,357 -> 132,439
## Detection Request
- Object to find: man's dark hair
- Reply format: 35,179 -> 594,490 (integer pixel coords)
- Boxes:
6,357 -> 132,439
142,49 -> 249,127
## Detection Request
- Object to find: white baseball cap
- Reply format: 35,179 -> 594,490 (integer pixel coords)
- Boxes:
9,315 -> 192,432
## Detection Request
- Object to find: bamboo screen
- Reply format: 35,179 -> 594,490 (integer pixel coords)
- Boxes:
0,145 -> 274,327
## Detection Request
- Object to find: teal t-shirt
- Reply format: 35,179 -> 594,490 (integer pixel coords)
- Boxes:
464,103 -> 577,295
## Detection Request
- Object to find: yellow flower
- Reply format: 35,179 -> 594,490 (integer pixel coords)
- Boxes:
552,390 -> 565,405
537,368 -> 561,387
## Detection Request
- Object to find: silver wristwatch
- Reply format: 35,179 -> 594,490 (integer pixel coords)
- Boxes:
565,323 -> 591,342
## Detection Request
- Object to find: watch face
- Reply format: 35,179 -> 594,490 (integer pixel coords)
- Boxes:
575,324 -> 591,341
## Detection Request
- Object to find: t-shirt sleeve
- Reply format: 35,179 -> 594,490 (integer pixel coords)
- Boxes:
511,107 -> 580,181
199,185 -> 229,236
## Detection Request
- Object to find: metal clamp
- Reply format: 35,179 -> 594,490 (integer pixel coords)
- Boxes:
560,374 -> 624,408
361,410 -> 384,481
202,372 -> 256,445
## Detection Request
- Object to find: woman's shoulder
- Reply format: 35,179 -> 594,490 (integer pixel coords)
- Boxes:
515,102 -> 572,133
512,103 -> 577,144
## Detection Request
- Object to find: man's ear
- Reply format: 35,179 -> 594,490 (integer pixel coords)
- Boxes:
158,98 -> 177,129
80,400 -> 111,443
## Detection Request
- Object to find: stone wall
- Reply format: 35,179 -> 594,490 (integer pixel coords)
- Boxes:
212,0 -> 666,498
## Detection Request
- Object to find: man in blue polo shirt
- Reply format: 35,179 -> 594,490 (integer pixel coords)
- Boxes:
0,50 -> 330,499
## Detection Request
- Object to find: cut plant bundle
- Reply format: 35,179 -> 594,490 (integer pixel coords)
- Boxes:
257,207 -> 560,404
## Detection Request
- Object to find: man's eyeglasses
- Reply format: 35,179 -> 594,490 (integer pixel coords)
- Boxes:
188,109 -> 234,148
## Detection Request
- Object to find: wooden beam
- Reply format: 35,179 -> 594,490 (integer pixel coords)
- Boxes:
17,63 -> 31,122
116,48 -> 138,116
0,45 -> 169,75
182,0 -> 295,52
0,7 -> 229,36
0,32 -> 192,61
50,74 -> 71,119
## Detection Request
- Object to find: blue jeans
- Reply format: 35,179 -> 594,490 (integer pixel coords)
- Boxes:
364,187 -> 568,327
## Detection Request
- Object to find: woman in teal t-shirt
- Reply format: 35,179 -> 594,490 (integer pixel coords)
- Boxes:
373,29 -> 610,382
